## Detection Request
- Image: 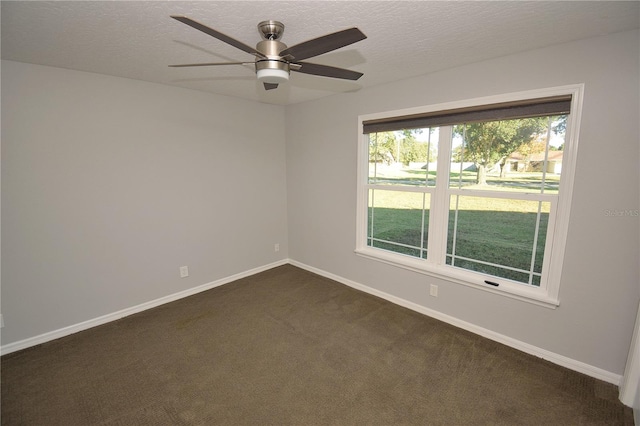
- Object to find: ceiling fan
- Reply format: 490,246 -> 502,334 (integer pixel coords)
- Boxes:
169,16 -> 367,90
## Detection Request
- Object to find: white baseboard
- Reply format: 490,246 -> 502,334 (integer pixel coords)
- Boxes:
0,259 -> 288,356
2,258 -> 623,389
289,259 -> 622,386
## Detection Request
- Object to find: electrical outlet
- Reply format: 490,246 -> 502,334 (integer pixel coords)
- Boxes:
180,266 -> 189,278
430,284 -> 438,297
274,243 -> 280,252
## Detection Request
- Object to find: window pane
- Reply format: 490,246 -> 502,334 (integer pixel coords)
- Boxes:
450,116 -> 566,194
368,129 -> 438,186
368,189 -> 429,258
447,195 -> 550,286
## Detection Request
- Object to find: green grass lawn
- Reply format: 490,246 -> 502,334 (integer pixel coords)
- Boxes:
370,166 -> 560,194
368,169 -> 554,285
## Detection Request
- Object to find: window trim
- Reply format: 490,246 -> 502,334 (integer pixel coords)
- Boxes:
355,85 -> 585,308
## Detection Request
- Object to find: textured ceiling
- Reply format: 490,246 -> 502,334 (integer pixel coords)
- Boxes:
2,1 -> 639,105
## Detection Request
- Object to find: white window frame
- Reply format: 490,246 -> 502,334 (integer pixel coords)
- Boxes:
355,85 -> 584,308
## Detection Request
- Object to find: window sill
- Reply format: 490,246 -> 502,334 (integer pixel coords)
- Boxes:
354,247 -> 560,309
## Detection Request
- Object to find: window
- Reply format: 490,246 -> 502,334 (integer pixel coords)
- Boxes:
356,86 -> 584,307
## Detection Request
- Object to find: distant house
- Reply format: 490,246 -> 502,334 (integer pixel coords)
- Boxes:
506,150 -> 563,174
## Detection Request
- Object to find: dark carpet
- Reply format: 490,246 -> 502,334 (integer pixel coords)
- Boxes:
1,264 -> 633,425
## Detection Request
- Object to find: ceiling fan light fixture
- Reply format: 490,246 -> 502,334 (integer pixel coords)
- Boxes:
256,67 -> 289,84
255,59 -> 290,84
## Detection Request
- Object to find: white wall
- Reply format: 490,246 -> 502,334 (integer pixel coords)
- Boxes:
1,60 -> 288,346
285,30 -> 640,377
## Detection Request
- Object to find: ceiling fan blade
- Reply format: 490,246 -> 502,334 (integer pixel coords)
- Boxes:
279,28 -> 366,61
263,82 -> 279,90
171,15 -> 266,59
169,61 -> 254,68
293,62 -> 363,80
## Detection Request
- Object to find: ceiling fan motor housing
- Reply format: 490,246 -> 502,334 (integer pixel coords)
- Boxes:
255,38 -> 290,84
